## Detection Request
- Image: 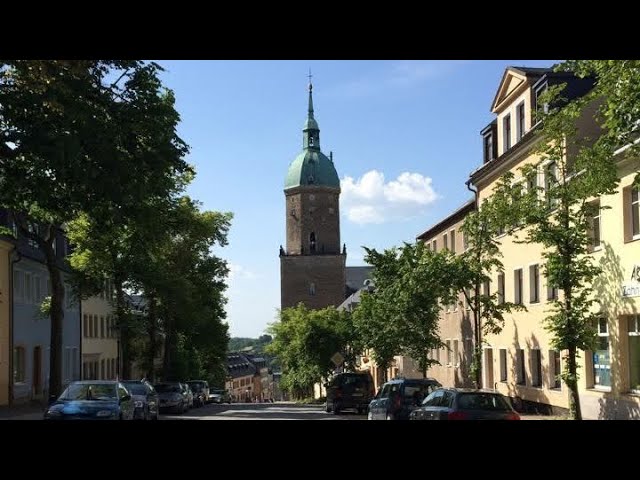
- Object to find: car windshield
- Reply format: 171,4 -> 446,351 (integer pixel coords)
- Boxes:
60,383 -> 117,401
155,384 -> 181,393
404,383 -> 438,398
457,393 -> 512,411
122,383 -> 147,395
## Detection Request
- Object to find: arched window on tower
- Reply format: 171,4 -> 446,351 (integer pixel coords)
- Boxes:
309,135 -> 314,146
310,232 -> 316,253
309,283 -> 316,296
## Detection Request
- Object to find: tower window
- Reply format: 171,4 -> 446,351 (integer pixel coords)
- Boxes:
310,232 -> 316,253
309,136 -> 314,146
310,283 -> 316,295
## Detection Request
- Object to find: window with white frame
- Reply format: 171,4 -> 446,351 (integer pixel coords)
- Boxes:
526,169 -> 538,197
516,349 -> 526,385
483,279 -> 490,298
497,273 -> 505,304
589,199 -> 602,250
446,340 -> 452,366
632,187 -> 640,238
450,229 -> 456,253
628,315 -> 640,392
550,350 -> 562,389
453,340 -> 459,367
592,318 -> 611,388
483,131 -> 494,163
516,101 -> 526,141
514,268 -> 523,305
83,314 -> 88,338
529,264 -> 540,303
432,239 -> 436,251
503,114 -> 512,151
533,81 -> 549,124
499,349 -> 507,382
443,233 -> 448,251
531,349 -> 542,387
100,316 -> 105,338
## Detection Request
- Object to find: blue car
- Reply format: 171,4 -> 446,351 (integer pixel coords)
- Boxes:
44,380 -> 135,420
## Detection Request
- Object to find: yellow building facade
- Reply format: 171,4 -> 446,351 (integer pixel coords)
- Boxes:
81,279 -> 118,381
462,66 -> 640,419
0,240 -> 13,406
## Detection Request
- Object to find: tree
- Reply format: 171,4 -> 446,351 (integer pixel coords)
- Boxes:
485,70 -> 619,419
452,205 -> 526,388
353,243 -> 457,380
0,60 -> 191,397
267,304 -> 355,399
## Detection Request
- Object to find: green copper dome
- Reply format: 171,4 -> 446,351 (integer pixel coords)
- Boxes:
284,81 -> 340,190
285,150 -> 340,189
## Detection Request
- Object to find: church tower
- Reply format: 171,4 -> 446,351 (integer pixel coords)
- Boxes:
280,80 -> 346,310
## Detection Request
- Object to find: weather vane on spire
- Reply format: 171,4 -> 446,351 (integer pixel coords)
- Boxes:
308,69 -> 313,90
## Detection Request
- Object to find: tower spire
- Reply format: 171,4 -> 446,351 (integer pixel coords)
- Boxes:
307,69 -> 314,118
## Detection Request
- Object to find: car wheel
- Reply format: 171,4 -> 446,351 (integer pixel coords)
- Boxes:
386,413 -> 394,421
367,411 -> 373,420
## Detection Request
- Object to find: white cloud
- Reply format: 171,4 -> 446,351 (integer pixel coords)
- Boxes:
341,170 -> 438,225
228,262 -> 259,281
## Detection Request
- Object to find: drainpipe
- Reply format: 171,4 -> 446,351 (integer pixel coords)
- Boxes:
9,246 -> 22,406
466,179 -> 481,388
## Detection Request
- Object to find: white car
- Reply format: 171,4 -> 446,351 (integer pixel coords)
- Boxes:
209,389 -> 231,404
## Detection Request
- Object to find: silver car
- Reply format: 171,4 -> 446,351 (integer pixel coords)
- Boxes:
155,382 -> 189,414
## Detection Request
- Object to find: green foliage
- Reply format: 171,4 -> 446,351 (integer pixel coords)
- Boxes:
267,304 -> 356,396
353,243 -> 460,378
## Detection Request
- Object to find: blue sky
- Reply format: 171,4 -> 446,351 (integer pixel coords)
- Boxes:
155,60 -> 556,338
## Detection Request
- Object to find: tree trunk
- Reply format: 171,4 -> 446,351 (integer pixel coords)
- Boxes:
566,345 -> 582,420
114,278 -> 131,379
146,295 -> 157,382
162,316 -> 175,380
44,240 -> 65,400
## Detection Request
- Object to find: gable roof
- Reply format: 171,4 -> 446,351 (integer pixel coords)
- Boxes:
416,199 -> 475,241
490,66 -> 553,113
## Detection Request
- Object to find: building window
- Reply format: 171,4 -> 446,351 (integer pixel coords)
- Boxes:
514,269 -> 523,305
547,281 -> 558,301
309,283 -> 316,296
450,229 -> 456,253
93,315 -> 98,338
545,161 -> 558,209
83,314 -> 88,338
628,315 -> 640,392
593,318 -> 611,388
550,350 -> 562,389
453,340 -> 459,367
309,232 -> 316,254
527,170 -> 538,197
632,187 -> 640,238
462,231 -> 468,251
529,264 -> 540,303
101,359 -> 105,380
100,316 -> 105,338
531,349 -> 542,387
589,199 -> 602,250
465,288 -> 472,310
24,273 -> 32,304
499,349 -> 507,382
516,349 -> 526,385
483,132 -> 494,163
483,279 -> 490,297
446,340 -> 452,366
503,114 -> 512,151
497,273 -> 505,304
533,81 -> 549,124
443,233 -> 448,251
13,347 -> 26,383
432,239 -> 436,251
516,102 -> 526,141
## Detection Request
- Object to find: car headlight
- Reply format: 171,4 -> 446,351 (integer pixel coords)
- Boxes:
134,401 -> 143,408
45,409 -> 62,417
96,410 -> 115,417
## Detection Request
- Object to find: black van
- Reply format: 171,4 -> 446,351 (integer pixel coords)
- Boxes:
368,378 -> 441,420
325,372 -> 375,415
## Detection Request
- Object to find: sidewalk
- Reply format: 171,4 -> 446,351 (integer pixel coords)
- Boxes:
520,414 -> 566,420
0,403 -> 45,421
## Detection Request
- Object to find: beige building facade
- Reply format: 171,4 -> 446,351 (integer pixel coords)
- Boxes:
81,279 -> 118,381
461,66 -> 640,419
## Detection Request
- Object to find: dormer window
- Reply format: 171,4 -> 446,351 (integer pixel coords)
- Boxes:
483,132 -> 494,163
533,81 -> 549,124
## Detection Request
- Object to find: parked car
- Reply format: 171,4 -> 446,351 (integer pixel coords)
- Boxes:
368,377 -> 441,420
155,382 -> 189,414
187,380 -> 209,407
181,383 -> 194,409
409,388 -> 521,420
121,380 -> 159,420
325,372 -> 375,415
44,380 -> 134,420
209,388 -> 232,404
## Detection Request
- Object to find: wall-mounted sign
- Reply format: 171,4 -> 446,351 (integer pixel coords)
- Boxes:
622,265 -> 640,297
